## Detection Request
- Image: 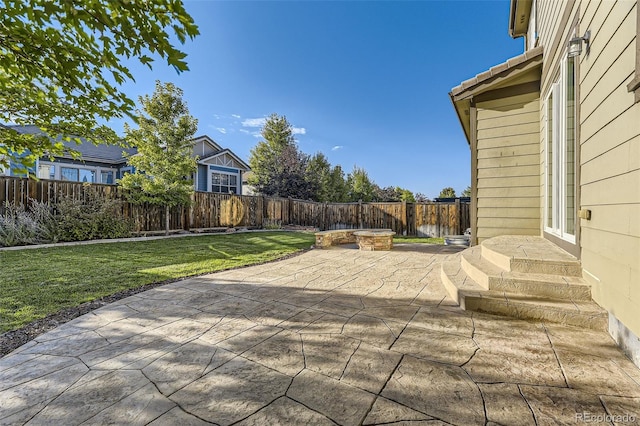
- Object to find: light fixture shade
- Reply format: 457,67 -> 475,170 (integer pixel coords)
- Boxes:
567,30 -> 590,58
568,37 -> 583,57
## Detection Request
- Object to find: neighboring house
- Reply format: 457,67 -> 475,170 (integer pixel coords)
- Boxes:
450,0 -> 639,365
1,125 -> 250,194
241,170 -> 257,196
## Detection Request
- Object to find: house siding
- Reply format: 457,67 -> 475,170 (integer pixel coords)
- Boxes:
197,164 -> 208,191
535,0 -> 640,356
475,91 -> 541,243
192,140 -> 219,159
579,0 -> 639,341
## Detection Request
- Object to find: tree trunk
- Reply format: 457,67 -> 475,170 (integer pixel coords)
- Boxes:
165,204 -> 170,236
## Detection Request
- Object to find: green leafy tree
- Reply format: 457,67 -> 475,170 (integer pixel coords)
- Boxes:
347,166 -> 376,202
119,82 -> 198,235
248,114 -> 314,199
461,185 -> 471,197
399,188 -> 416,203
438,187 -> 457,198
0,0 -> 199,172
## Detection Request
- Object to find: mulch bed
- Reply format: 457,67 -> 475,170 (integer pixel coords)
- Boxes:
0,248 -> 313,357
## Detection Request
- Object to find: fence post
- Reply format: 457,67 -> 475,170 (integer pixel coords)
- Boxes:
358,200 -> 363,229
455,198 -> 461,235
401,200 -> 407,236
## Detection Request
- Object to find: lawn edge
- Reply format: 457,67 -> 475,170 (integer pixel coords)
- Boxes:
0,246 -> 313,358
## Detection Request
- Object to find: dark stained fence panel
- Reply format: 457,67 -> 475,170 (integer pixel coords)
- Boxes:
1,176 -> 470,236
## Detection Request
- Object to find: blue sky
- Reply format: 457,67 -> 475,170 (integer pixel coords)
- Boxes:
114,0 -> 524,199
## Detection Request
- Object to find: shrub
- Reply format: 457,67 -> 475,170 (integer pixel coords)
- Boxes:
0,190 -> 132,247
0,202 -> 39,247
263,218 -> 283,230
29,200 -> 62,243
55,191 -> 132,242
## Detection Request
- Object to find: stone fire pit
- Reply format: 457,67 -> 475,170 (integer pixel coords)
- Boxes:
353,230 -> 395,251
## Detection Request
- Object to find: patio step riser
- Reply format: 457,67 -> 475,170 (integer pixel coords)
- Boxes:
441,237 -> 608,330
460,248 -> 590,300
481,245 -> 583,277
460,253 -> 490,290
487,277 -> 592,301
461,295 -> 608,331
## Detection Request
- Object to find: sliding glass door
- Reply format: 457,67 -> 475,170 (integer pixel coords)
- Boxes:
545,55 -> 577,243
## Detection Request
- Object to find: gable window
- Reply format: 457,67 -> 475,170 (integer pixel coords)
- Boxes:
544,53 -> 577,242
211,171 -> 238,194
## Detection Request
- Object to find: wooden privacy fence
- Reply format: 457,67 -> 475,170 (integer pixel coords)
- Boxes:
0,176 -> 470,236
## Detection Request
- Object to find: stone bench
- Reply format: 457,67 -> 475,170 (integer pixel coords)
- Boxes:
314,228 -> 393,249
353,230 -> 395,251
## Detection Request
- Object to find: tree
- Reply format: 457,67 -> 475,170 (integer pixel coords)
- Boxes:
438,187 -> 457,198
119,82 -> 198,235
372,186 -> 416,202
415,192 -> 430,203
327,165 -> 350,202
306,152 -> 332,202
0,1 -> 199,172
374,185 -> 401,202
248,114 -> 314,199
347,166 -> 376,202
399,188 -> 416,203
461,185 -> 471,197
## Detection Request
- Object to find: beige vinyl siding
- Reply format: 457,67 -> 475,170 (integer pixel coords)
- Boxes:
475,92 -> 541,243
537,0 -> 564,52
534,0 -> 639,336
577,1 -> 639,335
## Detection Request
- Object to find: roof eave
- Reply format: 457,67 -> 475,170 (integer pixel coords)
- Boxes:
508,0 -> 533,38
449,46 -> 543,146
449,93 -> 472,145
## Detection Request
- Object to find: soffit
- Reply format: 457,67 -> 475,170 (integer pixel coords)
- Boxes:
449,46 -> 543,144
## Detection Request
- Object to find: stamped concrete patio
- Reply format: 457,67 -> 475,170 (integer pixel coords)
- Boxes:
1,243 -> 639,425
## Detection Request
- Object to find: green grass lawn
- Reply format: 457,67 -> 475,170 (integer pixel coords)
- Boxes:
394,236 -> 444,244
0,231 -> 315,333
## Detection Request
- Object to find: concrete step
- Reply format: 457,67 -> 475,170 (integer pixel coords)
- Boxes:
441,253 -> 486,306
481,235 -> 582,277
440,252 -> 607,331
460,246 -> 592,301
462,291 -> 608,331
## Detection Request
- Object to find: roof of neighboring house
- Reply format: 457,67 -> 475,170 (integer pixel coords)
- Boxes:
449,46 -> 544,143
199,148 -> 251,171
6,125 -> 135,164
4,125 -> 249,169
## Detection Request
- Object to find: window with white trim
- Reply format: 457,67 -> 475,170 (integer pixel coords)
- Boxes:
211,171 -> 238,194
37,164 -> 55,180
39,162 -> 116,184
544,53 -> 577,242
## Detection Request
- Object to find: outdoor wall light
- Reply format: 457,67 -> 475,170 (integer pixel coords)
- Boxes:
568,30 -> 590,58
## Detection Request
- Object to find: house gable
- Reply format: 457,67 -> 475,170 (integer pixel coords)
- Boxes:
199,149 -> 250,171
191,135 -> 222,159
